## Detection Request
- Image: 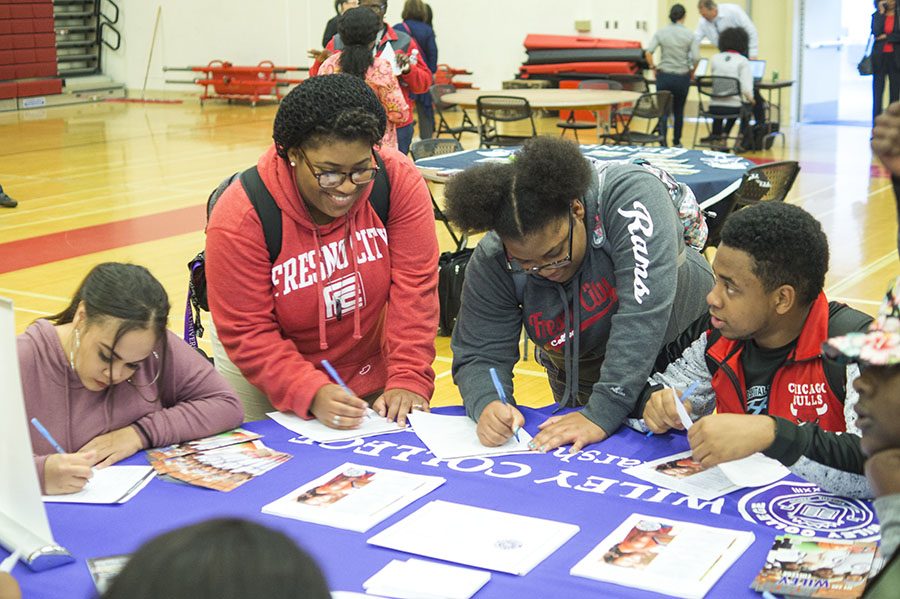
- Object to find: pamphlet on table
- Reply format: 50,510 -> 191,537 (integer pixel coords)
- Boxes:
570,513 -> 754,599
147,438 -> 290,492
750,535 -> 877,598
262,462 -> 445,532
367,500 -> 580,576
623,449 -> 789,500
363,558 -> 491,599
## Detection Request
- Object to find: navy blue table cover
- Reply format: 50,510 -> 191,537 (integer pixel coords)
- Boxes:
11,406 -> 877,599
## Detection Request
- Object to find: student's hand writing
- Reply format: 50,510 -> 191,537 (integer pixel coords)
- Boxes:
43,451 -> 96,495
476,400 -> 525,447
373,388 -> 429,427
311,383 -> 368,429
872,101 -> 900,175
643,388 -> 693,434
531,411 -> 608,454
687,414 -> 775,468
79,426 -> 144,468
864,448 -> 900,497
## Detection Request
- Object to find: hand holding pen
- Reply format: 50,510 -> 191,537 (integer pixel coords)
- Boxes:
31,417 -> 96,495
644,381 -> 700,437
473,368 -> 526,447
311,360 -> 368,430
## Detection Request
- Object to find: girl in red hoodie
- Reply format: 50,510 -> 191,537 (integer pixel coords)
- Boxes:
205,74 -> 439,428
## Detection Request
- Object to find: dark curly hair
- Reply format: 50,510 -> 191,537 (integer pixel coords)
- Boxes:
443,137 -> 592,239
718,26 -> 749,56
669,3 -> 686,22
338,7 -> 379,78
272,74 -> 386,156
720,202 -> 829,306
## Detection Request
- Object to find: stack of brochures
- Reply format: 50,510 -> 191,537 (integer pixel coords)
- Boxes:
261,462 -> 445,532
146,428 -> 291,492
367,500 -> 580,576
363,559 -> 490,599
751,535 -> 878,598
570,513 -> 754,598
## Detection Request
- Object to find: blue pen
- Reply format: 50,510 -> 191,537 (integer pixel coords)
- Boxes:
646,380 -> 700,437
30,417 -> 65,454
321,360 -> 369,419
489,367 -> 520,442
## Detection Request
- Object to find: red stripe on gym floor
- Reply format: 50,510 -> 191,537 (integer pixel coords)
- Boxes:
0,205 -> 206,275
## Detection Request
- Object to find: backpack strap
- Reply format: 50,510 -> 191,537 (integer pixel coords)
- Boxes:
369,151 -> 391,226
823,302 -> 875,403
240,167 -> 282,263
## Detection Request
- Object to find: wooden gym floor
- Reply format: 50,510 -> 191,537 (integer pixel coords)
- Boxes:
0,97 -> 896,409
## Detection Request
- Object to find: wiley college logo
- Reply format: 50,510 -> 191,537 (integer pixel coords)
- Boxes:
737,482 -> 879,542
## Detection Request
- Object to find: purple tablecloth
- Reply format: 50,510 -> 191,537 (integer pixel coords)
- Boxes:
12,405 -> 877,598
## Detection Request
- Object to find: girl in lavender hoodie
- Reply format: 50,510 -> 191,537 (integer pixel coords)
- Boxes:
19,263 -> 243,495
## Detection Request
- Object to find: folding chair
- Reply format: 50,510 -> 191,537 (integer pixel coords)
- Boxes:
702,161 -> 801,249
430,84 -> 478,141
409,138 -> 468,251
475,95 -> 538,148
692,76 -> 750,152
600,91 -> 672,146
732,161 -> 801,207
608,74 -> 650,130
556,79 -> 624,142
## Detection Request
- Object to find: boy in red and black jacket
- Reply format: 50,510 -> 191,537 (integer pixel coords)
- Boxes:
636,201 -> 873,497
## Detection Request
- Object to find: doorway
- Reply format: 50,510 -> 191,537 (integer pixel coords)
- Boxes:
799,0 -> 874,125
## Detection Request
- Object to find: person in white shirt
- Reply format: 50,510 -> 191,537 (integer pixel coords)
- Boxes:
707,27 -> 754,150
696,0 -> 766,127
695,0 -> 759,58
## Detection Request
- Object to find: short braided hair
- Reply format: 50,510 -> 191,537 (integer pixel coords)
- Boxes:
273,73 -> 386,156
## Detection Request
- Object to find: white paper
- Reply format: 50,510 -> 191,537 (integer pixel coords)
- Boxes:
268,409 -> 406,443
624,450 -> 788,501
717,453 -> 790,488
407,411 -> 535,460
262,462 -> 444,533
332,593 -> 387,599
367,500 -> 579,576
363,559 -> 490,599
673,393 -> 694,431
570,513 -> 754,599
380,41 -> 400,75
43,465 -> 155,504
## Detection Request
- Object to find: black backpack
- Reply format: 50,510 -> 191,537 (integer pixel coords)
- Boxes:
437,248 -> 474,336
184,153 -> 391,349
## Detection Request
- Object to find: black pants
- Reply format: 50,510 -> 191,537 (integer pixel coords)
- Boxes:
656,71 -> 691,145
874,66 -> 900,120
709,104 -> 752,146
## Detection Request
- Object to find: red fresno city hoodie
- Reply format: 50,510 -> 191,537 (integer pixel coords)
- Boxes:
206,145 -> 439,418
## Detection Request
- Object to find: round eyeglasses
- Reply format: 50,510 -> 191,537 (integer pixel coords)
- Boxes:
298,148 -> 379,189
505,212 -> 574,275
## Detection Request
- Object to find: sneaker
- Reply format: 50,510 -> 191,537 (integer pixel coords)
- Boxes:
699,135 -> 719,143
0,192 -> 17,208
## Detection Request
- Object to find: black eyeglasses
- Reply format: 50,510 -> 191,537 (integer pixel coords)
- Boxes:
505,212 -> 574,275
298,148 -> 379,189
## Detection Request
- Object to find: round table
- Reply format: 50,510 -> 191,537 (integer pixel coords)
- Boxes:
441,88 -> 641,111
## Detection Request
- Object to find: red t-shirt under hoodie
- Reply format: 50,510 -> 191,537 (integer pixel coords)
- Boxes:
205,145 -> 439,418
